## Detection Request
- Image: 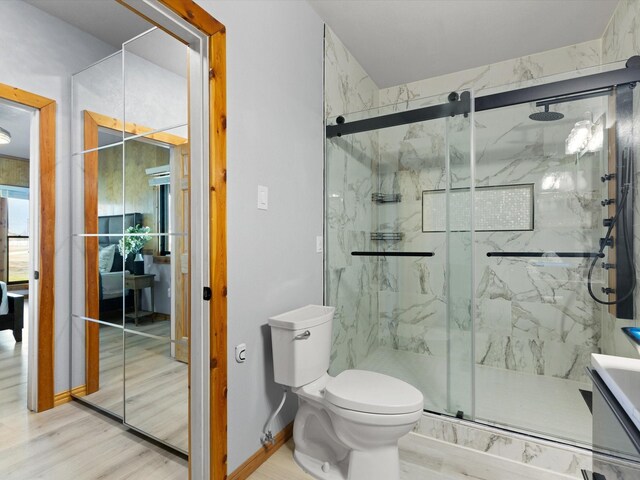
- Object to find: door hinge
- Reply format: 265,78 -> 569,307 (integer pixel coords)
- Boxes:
203,287 -> 212,301
34,271 -> 39,280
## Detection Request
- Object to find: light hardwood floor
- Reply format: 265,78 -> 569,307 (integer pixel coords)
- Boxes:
246,440 -> 313,480
81,320 -> 189,452
0,314 -> 188,480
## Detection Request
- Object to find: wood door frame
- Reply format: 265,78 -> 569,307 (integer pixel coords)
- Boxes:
152,2 -> 227,478
83,110 -> 187,395
0,83 -> 56,412
114,1 -> 227,478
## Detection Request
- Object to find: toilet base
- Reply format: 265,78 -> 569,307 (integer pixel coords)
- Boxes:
294,446 -> 400,480
294,449 -> 348,480
347,446 -> 400,480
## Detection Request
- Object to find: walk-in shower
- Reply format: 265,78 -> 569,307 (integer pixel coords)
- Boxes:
325,58 -> 640,451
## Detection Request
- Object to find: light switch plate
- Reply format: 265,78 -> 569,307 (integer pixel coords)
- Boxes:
257,185 -> 268,210
316,236 -> 323,253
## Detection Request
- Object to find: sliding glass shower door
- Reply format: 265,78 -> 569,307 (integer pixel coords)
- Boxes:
325,90 -> 474,417
471,73 -> 640,447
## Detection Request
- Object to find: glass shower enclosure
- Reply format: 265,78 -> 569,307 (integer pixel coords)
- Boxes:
325,61 -> 640,449
325,89 -> 474,419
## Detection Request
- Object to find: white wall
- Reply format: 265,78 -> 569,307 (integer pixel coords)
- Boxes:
199,1 -> 324,472
0,0 -> 117,394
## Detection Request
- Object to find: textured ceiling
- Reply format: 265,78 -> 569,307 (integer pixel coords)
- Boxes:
308,0 -> 619,88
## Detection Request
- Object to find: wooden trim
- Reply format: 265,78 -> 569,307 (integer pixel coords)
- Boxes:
37,101 -> 56,411
71,385 -> 87,397
85,111 -> 188,146
228,423 -> 294,480
53,391 -> 71,407
83,111 -> 100,395
0,84 -> 54,109
54,385 -> 88,407
0,83 -> 56,412
209,29 -> 228,480
115,0 -> 188,46
157,0 -> 225,36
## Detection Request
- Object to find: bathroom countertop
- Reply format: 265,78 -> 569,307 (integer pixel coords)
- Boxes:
591,354 -> 640,433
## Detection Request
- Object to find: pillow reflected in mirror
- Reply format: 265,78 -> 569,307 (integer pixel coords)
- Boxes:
99,244 -> 116,273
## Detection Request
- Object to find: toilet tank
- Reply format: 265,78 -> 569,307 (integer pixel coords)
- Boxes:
268,305 -> 335,387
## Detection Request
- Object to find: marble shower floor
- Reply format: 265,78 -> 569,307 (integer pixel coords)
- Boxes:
357,347 -> 592,446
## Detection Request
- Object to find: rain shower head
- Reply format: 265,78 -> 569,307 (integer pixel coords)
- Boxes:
529,104 -> 564,122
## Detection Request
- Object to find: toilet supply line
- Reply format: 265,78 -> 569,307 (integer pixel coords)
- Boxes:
261,388 -> 287,445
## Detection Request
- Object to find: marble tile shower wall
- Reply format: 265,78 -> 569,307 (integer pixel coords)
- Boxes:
324,27 -> 380,374
375,114 -> 472,363
374,40 -> 609,383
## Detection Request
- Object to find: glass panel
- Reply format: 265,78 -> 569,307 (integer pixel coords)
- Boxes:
72,52 -> 123,155
446,106 -> 474,418
71,235 -> 126,325
325,90 -> 474,416
75,143 -> 124,236
121,129 -> 189,349
123,262 -> 170,334
124,28 -> 188,135
8,237 -> 28,283
123,137 -> 169,241
75,318 -> 124,418
8,197 -> 29,236
124,331 -> 188,453
471,90 -> 611,446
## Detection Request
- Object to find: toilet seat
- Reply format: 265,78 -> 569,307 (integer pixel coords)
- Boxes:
325,370 -> 423,415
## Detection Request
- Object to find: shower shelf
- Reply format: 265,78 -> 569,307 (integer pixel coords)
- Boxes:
372,193 -> 402,204
351,251 -> 434,257
487,252 -> 604,258
371,232 -> 404,241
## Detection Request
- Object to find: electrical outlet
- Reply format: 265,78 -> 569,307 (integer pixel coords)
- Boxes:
235,344 -> 247,363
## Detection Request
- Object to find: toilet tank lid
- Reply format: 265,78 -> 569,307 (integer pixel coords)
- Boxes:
325,370 -> 424,415
268,305 -> 335,330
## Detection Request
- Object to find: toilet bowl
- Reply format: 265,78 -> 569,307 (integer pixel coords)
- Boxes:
268,305 -> 424,480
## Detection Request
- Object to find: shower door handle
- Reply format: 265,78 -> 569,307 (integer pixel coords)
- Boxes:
295,330 -> 311,340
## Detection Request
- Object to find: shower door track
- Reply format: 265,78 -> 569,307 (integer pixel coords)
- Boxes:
326,56 -> 640,138
422,407 -> 596,455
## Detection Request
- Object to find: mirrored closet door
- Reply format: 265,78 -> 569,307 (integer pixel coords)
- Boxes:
70,25 -> 191,454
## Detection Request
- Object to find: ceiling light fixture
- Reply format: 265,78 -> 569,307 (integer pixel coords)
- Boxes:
0,127 -> 11,145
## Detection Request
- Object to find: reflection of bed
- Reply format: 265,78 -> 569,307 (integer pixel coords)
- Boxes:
98,213 -> 142,315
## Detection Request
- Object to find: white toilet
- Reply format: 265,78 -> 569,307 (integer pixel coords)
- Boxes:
268,305 -> 423,480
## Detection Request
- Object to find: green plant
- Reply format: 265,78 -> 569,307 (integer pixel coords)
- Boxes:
118,224 -> 152,258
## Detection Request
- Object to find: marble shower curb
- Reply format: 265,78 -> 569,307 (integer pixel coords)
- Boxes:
406,412 -> 640,479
